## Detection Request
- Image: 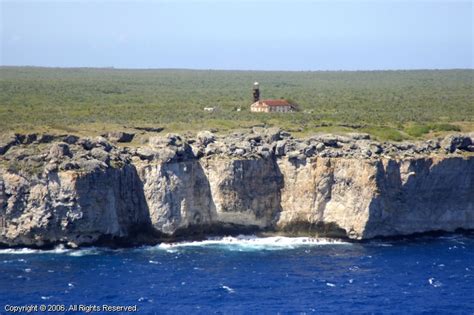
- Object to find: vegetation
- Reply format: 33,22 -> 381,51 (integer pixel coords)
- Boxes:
0,67 -> 472,141
404,123 -> 462,138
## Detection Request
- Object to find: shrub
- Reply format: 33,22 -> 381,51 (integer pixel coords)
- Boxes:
405,123 -> 461,137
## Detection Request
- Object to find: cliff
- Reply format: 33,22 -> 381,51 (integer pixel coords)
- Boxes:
0,129 -> 472,247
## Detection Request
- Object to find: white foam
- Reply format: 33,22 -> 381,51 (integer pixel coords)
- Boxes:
0,245 -> 109,256
222,285 -> 235,293
67,248 -> 100,257
154,235 -> 351,251
0,245 -> 70,255
0,248 -> 42,254
0,235 -> 352,255
428,277 -> 442,288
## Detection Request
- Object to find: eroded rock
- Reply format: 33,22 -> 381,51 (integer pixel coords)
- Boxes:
48,143 -> 72,159
105,131 -> 135,143
0,130 -> 472,248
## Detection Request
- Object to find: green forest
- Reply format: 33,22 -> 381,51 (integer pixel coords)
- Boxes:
0,67 -> 472,140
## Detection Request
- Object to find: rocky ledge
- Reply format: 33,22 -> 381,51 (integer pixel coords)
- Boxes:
0,128 -> 473,247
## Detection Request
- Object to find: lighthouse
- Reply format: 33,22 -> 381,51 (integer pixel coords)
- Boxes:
250,81 -> 295,113
252,82 -> 260,102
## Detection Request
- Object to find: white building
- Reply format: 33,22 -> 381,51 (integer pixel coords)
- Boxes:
250,99 -> 295,113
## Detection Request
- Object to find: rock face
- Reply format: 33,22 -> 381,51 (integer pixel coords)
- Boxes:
0,166 -> 151,247
276,157 -> 473,238
133,157 -> 283,236
104,132 -> 135,143
0,130 -> 473,247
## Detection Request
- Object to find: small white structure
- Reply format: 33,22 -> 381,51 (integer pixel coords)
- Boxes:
203,107 -> 215,112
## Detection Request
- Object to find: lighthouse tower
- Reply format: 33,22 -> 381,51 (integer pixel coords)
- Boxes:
250,81 -> 294,113
252,82 -> 260,102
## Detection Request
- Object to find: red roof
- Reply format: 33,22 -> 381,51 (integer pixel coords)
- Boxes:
260,99 -> 291,106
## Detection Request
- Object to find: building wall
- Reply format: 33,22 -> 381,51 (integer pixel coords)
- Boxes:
268,105 -> 292,113
250,102 -> 293,113
251,104 -> 268,113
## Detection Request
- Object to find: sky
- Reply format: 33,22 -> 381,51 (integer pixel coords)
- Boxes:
0,0 -> 472,70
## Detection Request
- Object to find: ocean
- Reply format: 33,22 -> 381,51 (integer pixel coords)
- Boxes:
0,235 -> 473,314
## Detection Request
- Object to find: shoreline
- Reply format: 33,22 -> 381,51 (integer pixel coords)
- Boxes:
1,230 -> 473,251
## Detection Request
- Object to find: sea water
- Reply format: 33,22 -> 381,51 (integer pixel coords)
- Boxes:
0,235 -> 473,314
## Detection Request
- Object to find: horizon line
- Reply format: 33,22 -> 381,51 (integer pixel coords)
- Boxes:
1,65 -> 473,72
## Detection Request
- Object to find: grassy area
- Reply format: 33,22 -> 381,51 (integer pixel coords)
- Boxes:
0,67 -> 473,141
404,123 -> 462,138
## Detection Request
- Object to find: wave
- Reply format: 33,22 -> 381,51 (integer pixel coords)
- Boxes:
0,245 -> 70,255
68,248 -> 102,257
0,235 -> 351,255
153,235 -> 351,251
0,245 -> 102,256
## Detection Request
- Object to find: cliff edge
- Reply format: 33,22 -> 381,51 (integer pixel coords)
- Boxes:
0,129 -> 472,247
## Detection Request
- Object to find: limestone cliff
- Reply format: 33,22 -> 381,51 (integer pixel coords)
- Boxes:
0,130 -> 472,247
0,166 -> 151,247
276,156 -> 473,239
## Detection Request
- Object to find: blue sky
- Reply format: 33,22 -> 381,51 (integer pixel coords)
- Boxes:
1,0 -> 472,70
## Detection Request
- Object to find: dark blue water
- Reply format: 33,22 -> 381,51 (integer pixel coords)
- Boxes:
0,235 -> 473,314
